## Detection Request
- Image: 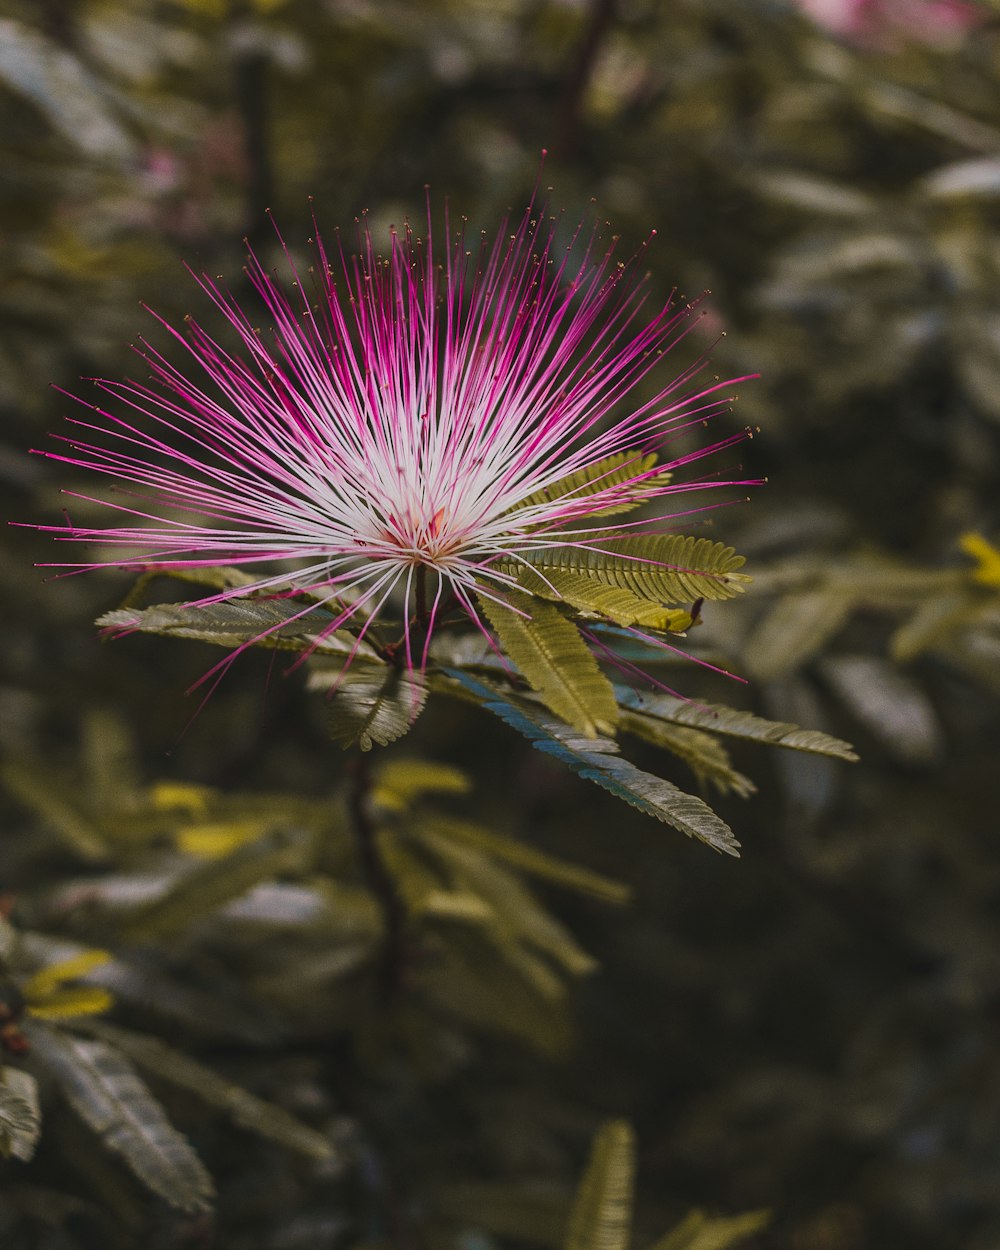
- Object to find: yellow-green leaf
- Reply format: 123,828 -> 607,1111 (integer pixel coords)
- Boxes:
960,530 -> 1000,588
479,591 -> 619,737
513,562 -> 694,630
509,535 -> 750,606
24,950 -> 111,998
27,986 -> 114,1020
619,713 -> 757,797
647,1208 -> 770,1250
565,1120 -> 635,1250
513,452 -> 665,519
373,760 -> 471,811
176,820 -> 273,858
413,813 -> 630,904
613,686 -> 858,760
323,665 -> 428,752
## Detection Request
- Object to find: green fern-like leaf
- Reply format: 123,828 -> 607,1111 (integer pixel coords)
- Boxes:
415,829 -> 598,979
70,1019 -> 334,1161
117,565 -> 258,610
121,832 -> 307,940
565,1120 -> 635,1250
1,759 -> 109,862
0,1069 -> 41,1162
513,451 -> 665,518
647,1208 -> 770,1250
443,671 -> 740,856
510,563 -> 694,631
479,591 -> 619,736
97,599 -> 379,659
413,813 -> 630,904
619,714 -> 757,797
27,1025 -> 214,1213
613,687 -> 858,760
322,664 -> 428,751
508,535 -> 750,606
743,588 -> 852,680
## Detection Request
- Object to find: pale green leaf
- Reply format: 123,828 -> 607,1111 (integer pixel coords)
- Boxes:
479,591 -> 619,737
619,714 -> 756,797
27,1026 -> 214,1213
444,672 -> 740,856
70,1019 -> 334,1161
417,827 -> 598,977
323,664 -> 427,751
613,687 -> 858,761
820,655 -> 940,765
413,813 -> 630,904
0,19 -> 136,161
743,589 -> 853,680
96,599 -> 378,659
1,760 -> 108,862
890,590 -> 981,662
0,1069 -> 41,1162
565,1120 -> 635,1250
510,535 -> 750,605
117,565 -> 258,610
647,1208 -> 770,1250
121,832 -> 306,940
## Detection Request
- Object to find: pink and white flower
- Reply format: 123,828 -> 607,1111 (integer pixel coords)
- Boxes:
36,187 -> 755,672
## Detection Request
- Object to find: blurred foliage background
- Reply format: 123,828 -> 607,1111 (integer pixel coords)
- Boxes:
2,0 -> 1000,1247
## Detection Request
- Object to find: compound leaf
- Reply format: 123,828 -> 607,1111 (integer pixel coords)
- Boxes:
565,1120 -> 635,1250
619,714 -> 757,797
511,535 -> 750,605
0,1068 -> 41,1162
71,1020 -> 333,1161
323,665 -> 428,751
479,591 -> 619,737
444,672 -> 740,856
413,813 -> 630,904
514,451 -> 664,518
121,833 -> 306,941
647,1208 -> 770,1250
27,1026 -> 214,1213
96,599 -> 378,659
615,687 -> 857,760
510,563 -> 694,631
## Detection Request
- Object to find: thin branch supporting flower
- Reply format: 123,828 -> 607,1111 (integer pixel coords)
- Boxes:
345,754 -> 407,1001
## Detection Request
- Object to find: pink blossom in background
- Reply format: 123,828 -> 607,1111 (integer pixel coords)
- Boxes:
36,189 -> 755,672
796,0 -> 983,46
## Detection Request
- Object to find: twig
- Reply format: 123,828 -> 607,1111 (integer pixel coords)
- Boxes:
557,0 -> 618,158
345,754 -> 407,999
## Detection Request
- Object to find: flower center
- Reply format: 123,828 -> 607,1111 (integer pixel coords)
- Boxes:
369,504 -> 465,567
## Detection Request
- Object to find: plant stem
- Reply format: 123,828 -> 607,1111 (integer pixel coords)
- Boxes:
557,0 -> 617,157
345,754 -> 406,999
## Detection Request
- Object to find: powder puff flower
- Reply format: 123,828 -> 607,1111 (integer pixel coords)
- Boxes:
35,185 -> 757,730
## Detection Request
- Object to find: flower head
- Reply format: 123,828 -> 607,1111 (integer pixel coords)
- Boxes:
37,187 -> 755,681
